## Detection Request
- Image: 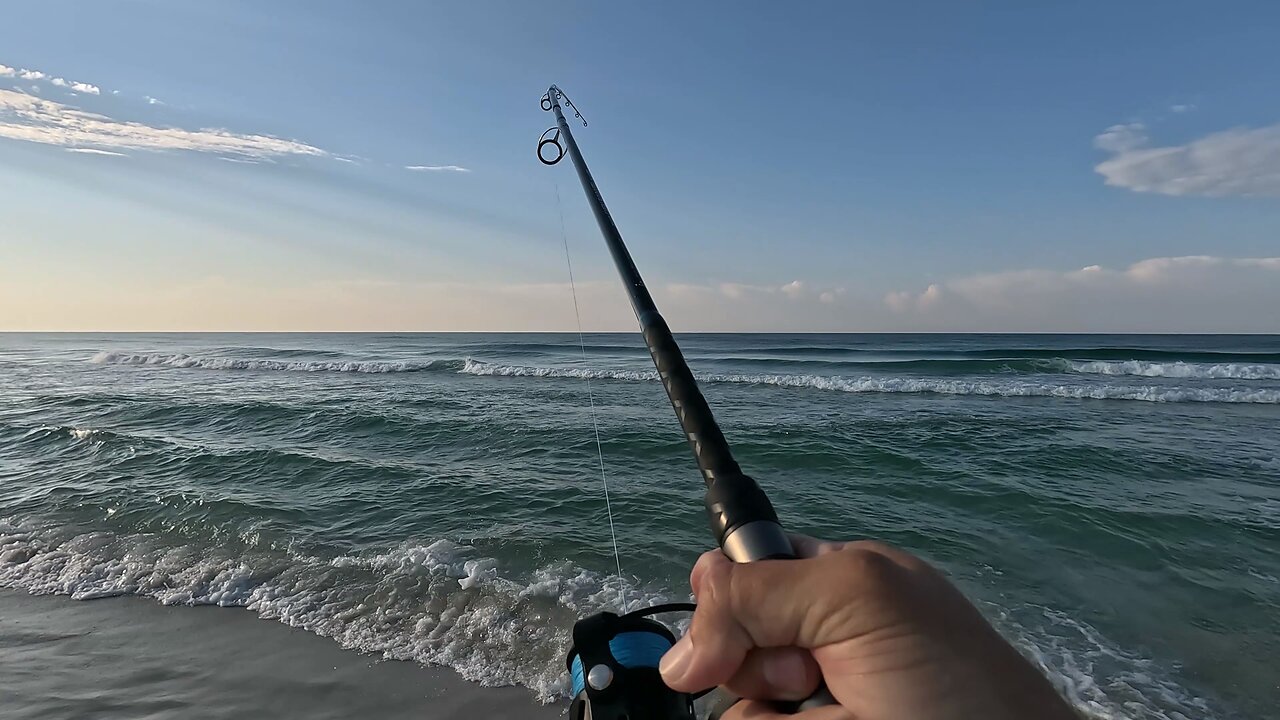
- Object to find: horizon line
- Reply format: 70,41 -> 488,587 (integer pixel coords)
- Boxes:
2,330 -> 1277,336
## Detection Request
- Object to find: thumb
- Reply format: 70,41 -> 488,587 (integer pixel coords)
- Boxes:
660,545 -> 907,693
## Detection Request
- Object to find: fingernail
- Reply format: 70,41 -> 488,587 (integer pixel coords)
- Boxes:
763,651 -> 808,693
659,635 -> 693,684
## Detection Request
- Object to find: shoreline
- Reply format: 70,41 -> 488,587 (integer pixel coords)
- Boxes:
0,589 -> 563,720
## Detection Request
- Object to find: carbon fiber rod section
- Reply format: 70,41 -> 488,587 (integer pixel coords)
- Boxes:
543,85 -> 788,554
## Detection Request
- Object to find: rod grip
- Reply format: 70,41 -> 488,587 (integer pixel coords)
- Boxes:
712,518 -> 840,713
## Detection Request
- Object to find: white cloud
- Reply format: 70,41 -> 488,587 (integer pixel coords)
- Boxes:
1170,103 -> 1195,113
883,255 -> 1280,332
1093,123 -> 1147,153
3,64 -> 102,96
1094,122 -> 1280,197
780,280 -> 806,298
66,148 -> 127,157
145,96 -> 163,105
885,283 -> 943,312
0,65 -> 48,81
405,164 -> 470,173
0,89 -> 327,159
49,78 -> 101,95
5,257 -> 1277,332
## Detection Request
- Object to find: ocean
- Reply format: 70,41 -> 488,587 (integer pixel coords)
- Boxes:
1,333 -> 1276,719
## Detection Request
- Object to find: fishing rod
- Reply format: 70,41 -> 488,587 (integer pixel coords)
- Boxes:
539,86 -> 834,719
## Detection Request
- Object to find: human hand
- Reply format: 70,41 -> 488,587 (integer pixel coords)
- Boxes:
658,536 -> 1077,720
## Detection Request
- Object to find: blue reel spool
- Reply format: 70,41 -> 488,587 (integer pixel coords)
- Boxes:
565,608 -> 696,720
569,631 -> 675,697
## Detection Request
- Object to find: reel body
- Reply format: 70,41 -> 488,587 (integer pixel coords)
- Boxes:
566,607 -> 697,720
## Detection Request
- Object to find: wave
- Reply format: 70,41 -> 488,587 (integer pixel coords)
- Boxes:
718,356 -> 1280,379
90,351 -> 444,374
459,360 -> 1280,404
731,345 -> 1280,363
461,358 -> 658,381
994,604 -> 1217,720
969,347 -> 1280,363
1068,360 -> 1280,380
205,346 -> 354,359
0,518 -> 1220,718
704,356 -> 1077,375
19,425 -> 118,445
0,519 -> 679,701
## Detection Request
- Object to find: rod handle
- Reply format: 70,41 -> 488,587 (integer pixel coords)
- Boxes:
715,522 -> 839,712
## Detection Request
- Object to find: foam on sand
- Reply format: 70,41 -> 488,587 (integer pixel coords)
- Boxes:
0,518 -> 1222,718
0,588 -> 559,720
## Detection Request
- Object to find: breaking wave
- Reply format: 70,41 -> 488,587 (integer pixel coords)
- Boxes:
0,519 -> 678,701
90,351 -> 443,374
460,360 -> 1280,404
0,517 -> 1221,718
1067,360 -> 1280,380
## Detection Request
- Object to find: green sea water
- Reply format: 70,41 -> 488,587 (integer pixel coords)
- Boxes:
1,333 -> 1276,718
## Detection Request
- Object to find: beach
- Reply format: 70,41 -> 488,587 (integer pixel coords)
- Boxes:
0,589 -> 559,720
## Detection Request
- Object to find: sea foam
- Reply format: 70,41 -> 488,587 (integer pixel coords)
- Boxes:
0,518 -> 1220,718
1067,360 -> 1280,380
0,520 -> 676,701
90,351 -> 437,373
459,360 -> 1280,404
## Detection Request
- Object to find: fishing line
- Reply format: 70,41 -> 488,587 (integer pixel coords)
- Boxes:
555,180 -> 628,614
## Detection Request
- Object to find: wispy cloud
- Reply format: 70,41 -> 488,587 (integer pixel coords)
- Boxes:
1169,103 -> 1196,114
66,147 -> 127,157
1094,122 -> 1280,197
1093,123 -> 1147,153
405,164 -> 470,173
0,89 -> 328,159
780,280 -> 806,299
0,65 -> 15,77
5,258 -> 1275,332
884,256 -> 1280,332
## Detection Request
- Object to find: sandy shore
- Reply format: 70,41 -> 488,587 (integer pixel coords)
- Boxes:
0,589 -> 564,720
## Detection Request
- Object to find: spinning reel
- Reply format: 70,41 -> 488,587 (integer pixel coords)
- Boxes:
565,604 -> 700,720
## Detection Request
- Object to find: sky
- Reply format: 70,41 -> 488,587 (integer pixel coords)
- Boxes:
1,0 -> 1278,333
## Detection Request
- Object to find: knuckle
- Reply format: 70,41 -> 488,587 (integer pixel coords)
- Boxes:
834,546 -> 902,590
851,539 -> 934,573
700,555 -> 736,607
691,549 -> 729,596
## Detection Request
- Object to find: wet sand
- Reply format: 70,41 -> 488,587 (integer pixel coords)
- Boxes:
0,589 -> 563,719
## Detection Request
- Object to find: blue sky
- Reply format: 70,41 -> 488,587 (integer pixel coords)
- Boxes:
2,1 -> 1278,331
